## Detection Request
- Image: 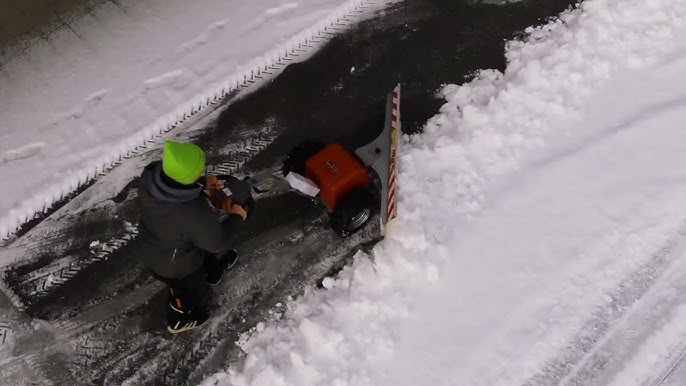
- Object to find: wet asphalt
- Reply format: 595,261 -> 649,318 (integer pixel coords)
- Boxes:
198,0 -> 576,162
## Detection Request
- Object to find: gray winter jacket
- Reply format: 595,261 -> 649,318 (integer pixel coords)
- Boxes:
137,161 -> 243,278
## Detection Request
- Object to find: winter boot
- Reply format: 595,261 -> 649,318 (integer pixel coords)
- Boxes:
206,250 -> 238,286
167,302 -> 211,334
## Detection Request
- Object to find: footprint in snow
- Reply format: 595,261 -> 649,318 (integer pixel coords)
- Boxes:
264,2 -> 299,17
0,142 -> 47,164
241,3 -> 299,34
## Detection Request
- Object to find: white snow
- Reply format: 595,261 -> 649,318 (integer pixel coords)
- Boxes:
200,0 -> 686,385
0,0 -> 390,239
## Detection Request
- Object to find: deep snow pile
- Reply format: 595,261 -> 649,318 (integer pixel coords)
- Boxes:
200,0 -> 686,385
0,0 -> 386,239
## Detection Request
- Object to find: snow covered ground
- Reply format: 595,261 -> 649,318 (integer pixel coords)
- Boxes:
0,0 -> 389,240
199,0 -> 686,385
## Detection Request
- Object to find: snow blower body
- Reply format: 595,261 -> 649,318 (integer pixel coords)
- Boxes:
205,85 -> 401,237
280,84 -> 401,237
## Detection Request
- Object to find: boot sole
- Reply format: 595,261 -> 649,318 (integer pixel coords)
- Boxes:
168,324 -> 200,334
167,311 -> 212,334
167,315 -> 211,334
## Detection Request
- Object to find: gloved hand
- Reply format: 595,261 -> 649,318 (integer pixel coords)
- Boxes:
228,202 -> 248,220
208,188 -> 230,211
203,174 -> 250,220
206,182 -> 248,220
204,174 -> 228,209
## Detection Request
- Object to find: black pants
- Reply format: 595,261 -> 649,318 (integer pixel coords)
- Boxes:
153,253 -> 223,314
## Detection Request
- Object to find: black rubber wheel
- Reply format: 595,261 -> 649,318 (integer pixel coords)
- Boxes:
281,140 -> 325,177
329,186 -> 378,237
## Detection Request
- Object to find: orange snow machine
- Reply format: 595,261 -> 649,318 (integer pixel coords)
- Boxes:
305,143 -> 371,210
279,85 -> 402,237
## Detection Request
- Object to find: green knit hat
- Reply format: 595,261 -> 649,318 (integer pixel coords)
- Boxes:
162,140 -> 206,185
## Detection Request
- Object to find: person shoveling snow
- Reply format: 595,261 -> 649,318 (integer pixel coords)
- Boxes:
136,141 -> 249,334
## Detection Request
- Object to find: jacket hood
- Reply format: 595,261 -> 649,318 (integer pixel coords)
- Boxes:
141,162 -> 202,205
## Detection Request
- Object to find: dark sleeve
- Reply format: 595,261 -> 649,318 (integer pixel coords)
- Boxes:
184,199 -> 243,254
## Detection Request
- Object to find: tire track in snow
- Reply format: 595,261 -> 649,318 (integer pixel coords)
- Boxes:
10,222 -> 138,302
1,129 -> 279,312
633,316 -> 686,386
0,193 -> 330,378
0,286 -> 71,385
0,122 -> 286,383
524,220 -> 686,386
529,96 -> 686,174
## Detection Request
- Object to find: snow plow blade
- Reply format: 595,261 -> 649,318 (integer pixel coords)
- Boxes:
355,84 -> 400,236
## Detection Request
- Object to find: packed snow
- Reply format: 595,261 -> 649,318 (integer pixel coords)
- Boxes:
199,0 -> 686,385
0,0 -> 387,239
